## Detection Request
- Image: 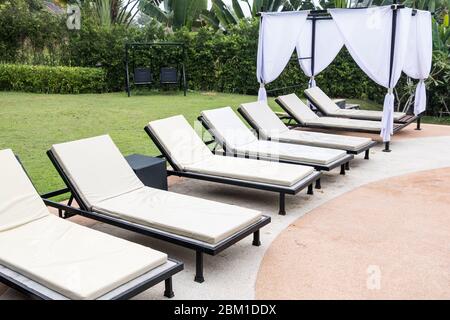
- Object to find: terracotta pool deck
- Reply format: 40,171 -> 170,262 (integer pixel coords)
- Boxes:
1,124 -> 450,300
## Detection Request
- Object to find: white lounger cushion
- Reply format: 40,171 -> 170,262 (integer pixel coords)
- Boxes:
235,140 -> 346,165
239,101 -> 289,139
277,94 -> 320,124
201,107 -> 347,165
148,115 -> 313,186
0,149 -> 49,232
148,115 -> 212,169
51,135 -> 144,209
186,155 -> 315,187
93,187 -> 261,244
239,101 -> 373,151
201,107 -> 258,147
51,135 -> 262,245
0,149 -> 167,300
0,215 -> 167,300
277,94 -> 383,132
306,117 -> 383,131
334,109 -> 406,121
305,87 -> 405,121
270,131 -> 372,152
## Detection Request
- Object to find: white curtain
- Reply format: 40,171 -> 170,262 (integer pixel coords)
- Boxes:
403,10 -> 433,116
296,19 -> 344,88
257,11 -> 308,101
330,6 -> 412,142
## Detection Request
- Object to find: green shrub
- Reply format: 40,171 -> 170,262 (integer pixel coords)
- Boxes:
0,64 -> 107,94
0,0 -> 67,65
0,4 -> 447,115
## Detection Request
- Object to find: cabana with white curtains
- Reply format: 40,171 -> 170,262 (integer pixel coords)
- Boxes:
256,5 -> 432,147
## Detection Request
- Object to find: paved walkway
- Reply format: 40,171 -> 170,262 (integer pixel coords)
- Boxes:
1,124 -> 450,300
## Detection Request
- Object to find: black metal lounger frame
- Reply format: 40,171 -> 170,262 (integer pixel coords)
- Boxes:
237,106 -> 377,160
303,90 -> 421,125
0,252 -> 182,300
275,98 -> 421,152
144,126 -> 321,215
45,150 -> 271,284
197,116 -> 354,176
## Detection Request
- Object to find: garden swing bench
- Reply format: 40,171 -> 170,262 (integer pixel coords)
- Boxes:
125,42 -> 187,97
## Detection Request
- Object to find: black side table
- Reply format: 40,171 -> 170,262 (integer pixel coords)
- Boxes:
125,154 -> 168,191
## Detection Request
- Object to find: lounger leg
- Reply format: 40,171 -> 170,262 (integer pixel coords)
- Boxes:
364,150 -> 370,160
345,162 -> 350,171
68,194 -> 74,206
164,278 -> 174,298
195,251 -> 205,283
279,193 -> 286,216
307,184 -> 314,195
315,179 -> 321,189
340,164 -> 346,175
252,230 -> 261,246
415,117 -> 422,130
383,142 -> 391,153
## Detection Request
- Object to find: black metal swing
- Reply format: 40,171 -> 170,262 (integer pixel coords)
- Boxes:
125,42 -> 187,97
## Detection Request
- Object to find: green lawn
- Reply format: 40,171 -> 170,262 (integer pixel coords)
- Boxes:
1,91 -> 449,195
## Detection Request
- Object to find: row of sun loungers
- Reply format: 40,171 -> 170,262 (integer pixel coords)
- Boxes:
276,90 -> 419,134
1,90 -> 419,300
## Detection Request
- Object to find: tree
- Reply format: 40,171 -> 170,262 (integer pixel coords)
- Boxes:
139,0 -> 207,31
201,0 -> 320,31
90,0 -> 140,27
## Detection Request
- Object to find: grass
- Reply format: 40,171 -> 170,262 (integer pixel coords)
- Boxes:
1,90 -> 449,195
0,91 -> 261,195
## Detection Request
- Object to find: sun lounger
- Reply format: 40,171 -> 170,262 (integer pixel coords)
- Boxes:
144,115 -> 321,215
276,93 -> 417,134
45,135 -> 270,283
0,149 -> 182,300
238,101 -> 376,159
304,86 -> 419,124
198,107 -> 353,175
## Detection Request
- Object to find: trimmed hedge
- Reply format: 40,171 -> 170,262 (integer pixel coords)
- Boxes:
0,64 -> 107,94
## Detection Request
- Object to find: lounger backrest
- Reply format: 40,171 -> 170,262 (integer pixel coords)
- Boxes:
239,101 -> 289,139
201,107 -> 257,149
304,87 -> 340,114
147,115 -> 213,170
277,94 -> 319,123
0,149 -> 49,232
51,135 -> 144,209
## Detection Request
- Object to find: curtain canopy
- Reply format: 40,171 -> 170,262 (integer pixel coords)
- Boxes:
330,6 -> 412,142
257,11 -> 308,101
403,10 -> 433,116
296,19 -> 344,88
256,6 -> 430,143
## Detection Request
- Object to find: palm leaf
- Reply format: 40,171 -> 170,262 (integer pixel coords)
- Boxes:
232,0 -> 246,19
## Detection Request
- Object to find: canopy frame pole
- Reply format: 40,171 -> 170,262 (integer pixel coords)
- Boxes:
383,1 -> 404,152
310,15 -> 317,87
259,12 -> 264,84
125,44 -> 131,97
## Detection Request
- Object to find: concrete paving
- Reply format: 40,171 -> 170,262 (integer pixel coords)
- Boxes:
1,124 -> 450,300
256,167 -> 450,299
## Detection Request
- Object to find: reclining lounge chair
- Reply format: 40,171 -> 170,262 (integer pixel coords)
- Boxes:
305,86 -> 420,126
45,135 -> 270,283
145,115 -> 321,215
198,107 -> 353,175
238,101 -> 376,160
0,149 -> 183,300
276,93 -> 417,135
